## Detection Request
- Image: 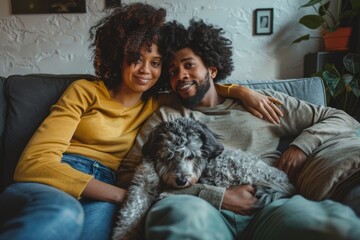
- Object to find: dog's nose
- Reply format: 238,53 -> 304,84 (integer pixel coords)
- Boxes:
175,177 -> 188,186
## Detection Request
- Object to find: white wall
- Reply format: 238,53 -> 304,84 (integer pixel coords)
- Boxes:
0,0 -> 320,80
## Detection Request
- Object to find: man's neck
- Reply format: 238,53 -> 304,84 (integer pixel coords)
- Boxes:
197,84 -> 225,107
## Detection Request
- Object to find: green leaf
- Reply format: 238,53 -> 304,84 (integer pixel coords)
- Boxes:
344,74 -> 360,97
352,87 -> 360,97
299,0 -> 324,9
292,34 -> 310,43
323,67 -> 344,96
343,74 -> 353,84
334,80 -> 346,96
299,15 -> 324,29
343,53 -> 360,74
319,1 -> 330,16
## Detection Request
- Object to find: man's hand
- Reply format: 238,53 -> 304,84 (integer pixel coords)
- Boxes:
221,185 -> 257,215
230,86 -> 283,124
275,146 -> 308,182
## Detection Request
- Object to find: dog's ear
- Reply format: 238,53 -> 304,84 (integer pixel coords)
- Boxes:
196,121 -> 224,159
142,122 -> 167,159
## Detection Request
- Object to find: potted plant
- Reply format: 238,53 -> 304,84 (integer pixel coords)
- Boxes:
293,0 -> 360,51
314,53 -> 360,118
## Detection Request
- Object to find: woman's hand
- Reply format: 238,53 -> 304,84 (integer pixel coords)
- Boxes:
221,185 -> 257,215
229,85 -> 283,124
82,178 -> 127,204
275,146 -> 308,182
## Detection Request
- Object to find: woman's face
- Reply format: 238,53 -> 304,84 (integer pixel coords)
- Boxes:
120,43 -> 162,95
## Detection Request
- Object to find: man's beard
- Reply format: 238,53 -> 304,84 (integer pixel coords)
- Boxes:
177,72 -> 211,108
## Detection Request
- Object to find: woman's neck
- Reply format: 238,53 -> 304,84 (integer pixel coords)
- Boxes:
109,88 -> 142,108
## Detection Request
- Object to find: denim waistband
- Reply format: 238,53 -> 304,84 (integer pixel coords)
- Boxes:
61,154 -> 116,185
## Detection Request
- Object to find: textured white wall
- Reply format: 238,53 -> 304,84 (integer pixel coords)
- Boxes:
0,0 -> 320,80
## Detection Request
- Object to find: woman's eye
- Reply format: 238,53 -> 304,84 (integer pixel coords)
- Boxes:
152,61 -> 161,68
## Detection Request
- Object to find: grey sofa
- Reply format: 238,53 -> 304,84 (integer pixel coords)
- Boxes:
0,74 -> 326,192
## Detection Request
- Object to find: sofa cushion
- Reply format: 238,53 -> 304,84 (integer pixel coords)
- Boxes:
1,74 -> 95,190
223,77 -> 326,107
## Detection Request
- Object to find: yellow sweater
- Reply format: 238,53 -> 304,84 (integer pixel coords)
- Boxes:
14,79 -> 232,198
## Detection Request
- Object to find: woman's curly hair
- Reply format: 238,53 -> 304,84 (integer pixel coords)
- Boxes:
162,19 -> 234,83
89,3 -> 167,99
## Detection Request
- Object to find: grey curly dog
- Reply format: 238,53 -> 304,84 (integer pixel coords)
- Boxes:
112,117 -> 295,240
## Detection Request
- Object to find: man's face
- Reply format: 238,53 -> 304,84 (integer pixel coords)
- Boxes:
168,48 -> 211,107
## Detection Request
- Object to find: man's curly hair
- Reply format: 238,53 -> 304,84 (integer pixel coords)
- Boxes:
162,19 -> 234,82
89,3 -> 167,99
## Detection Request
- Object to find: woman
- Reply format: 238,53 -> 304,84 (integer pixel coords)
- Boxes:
0,3 -> 282,240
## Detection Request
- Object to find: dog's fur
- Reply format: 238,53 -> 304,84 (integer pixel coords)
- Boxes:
112,117 -> 296,240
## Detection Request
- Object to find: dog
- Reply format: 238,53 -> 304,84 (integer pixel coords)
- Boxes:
112,117 -> 296,240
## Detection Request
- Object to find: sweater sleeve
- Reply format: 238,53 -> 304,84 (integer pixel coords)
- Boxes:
118,107 -> 226,209
214,83 -> 237,97
161,184 -> 226,210
262,89 -> 360,155
14,80 -> 94,198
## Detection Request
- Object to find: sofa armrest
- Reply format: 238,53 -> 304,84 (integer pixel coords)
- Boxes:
1,74 -> 95,190
221,77 -> 326,107
0,76 -> 6,183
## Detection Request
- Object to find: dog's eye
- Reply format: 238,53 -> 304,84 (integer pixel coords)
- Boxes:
186,154 -> 194,160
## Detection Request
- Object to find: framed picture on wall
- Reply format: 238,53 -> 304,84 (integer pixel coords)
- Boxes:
11,0 -> 86,14
106,0 -> 121,8
254,8 -> 273,35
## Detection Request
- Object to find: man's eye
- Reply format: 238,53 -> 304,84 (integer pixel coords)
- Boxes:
185,63 -> 193,68
169,70 -> 176,77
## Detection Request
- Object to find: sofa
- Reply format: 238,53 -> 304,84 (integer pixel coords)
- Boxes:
0,74 -> 360,204
0,74 -> 327,192
3,74 -> 360,240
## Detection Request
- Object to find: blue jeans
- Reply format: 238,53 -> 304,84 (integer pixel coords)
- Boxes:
146,195 -> 360,240
145,195 -> 248,240
0,154 -> 118,240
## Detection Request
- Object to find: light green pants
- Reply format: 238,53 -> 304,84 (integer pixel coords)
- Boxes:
145,195 -> 360,240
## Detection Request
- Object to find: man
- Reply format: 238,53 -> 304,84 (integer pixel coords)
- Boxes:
118,19 -> 360,239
